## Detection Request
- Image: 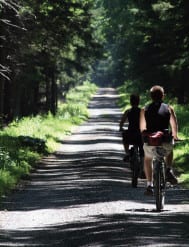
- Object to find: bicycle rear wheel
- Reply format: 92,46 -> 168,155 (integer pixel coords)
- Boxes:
154,160 -> 166,211
131,149 -> 140,188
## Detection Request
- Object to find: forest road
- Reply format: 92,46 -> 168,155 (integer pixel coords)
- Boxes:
0,88 -> 189,247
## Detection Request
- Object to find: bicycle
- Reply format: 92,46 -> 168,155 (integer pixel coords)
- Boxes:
121,128 -> 144,188
152,146 -> 166,211
153,140 -> 182,211
143,130 -> 180,211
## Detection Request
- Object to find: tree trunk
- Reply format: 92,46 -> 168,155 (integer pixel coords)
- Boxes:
50,68 -> 57,115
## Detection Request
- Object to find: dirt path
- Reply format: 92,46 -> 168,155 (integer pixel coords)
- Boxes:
0,88 -> 189,246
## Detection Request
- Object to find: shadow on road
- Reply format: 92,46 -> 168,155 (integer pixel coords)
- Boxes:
1,88 -> 189,246
1,209 -> 189,246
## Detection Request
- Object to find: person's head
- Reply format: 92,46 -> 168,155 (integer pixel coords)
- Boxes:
130,94 -> 140,106
150,85 -> 164,102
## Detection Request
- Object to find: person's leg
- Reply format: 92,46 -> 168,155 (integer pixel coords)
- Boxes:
143,144 -> 154,195
165,150 -> 178,184
144,156 -> 153,185
163,144 -> 178,185
166,150 -> 173,167
144,155 -> 154,195
122,131 -> 130,161
123,143 -> 129,154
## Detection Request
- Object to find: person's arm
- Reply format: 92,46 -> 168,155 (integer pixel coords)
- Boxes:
169,106 -> 179,140
119,110 -> 128,131
140,108 -> 146,132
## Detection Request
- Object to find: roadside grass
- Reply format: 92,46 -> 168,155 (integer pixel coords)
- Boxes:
117,83 -> 189,187
0,81 -> 97,198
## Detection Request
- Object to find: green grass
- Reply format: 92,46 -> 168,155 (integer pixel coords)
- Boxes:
117,82 -> 189,187
0,81 -> 97,198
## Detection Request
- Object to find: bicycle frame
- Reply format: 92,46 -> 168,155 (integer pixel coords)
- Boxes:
121,128 -> 144,188
129,144 -> 141,188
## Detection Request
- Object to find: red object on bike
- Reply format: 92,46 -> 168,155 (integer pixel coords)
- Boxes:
149,132 -> 163,146
151,131 -> 164,138
143,131 -> 164,146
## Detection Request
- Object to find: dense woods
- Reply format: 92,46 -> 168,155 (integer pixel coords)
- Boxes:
1,0 -> 189,123
0,0 -> 101,122
93,0 -> 189,104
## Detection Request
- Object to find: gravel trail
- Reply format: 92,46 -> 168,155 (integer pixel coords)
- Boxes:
0,88 -> 189,246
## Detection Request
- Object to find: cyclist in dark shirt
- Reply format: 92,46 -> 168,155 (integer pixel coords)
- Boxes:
140,85 -> 179,195
119,94 -> 144,161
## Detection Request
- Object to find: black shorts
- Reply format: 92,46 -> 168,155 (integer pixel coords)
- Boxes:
122,130 -> 143,146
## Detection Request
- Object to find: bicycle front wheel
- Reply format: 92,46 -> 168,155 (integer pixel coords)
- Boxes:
154,161 -> 166,211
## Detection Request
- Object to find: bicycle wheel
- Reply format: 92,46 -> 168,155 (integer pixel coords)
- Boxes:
154,160 -> 166,211
131,148 -> 140,188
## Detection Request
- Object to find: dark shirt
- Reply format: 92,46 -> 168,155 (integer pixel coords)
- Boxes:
127,107 -> 141,131
123,106 -> 144,155
144,101 -> 170,132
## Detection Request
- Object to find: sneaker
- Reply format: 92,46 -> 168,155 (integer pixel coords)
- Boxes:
144,186 -> 154,196
166,168 -> 178,185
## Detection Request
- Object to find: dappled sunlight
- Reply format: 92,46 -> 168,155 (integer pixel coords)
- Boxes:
1,88 -> 189,246
1,204 -> 189,246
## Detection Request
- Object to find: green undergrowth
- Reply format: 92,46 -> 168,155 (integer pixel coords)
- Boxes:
117,82 -> 189,187
0,81 -> 97,198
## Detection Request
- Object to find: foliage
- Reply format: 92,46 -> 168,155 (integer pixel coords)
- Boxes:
0,82 -> 97,198
0,0 -> 102,121
93,0 -> 189,103
58,81 -> 97,123
117,81 -> 150,110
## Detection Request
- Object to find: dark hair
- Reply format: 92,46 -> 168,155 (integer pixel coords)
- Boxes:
150,85 -> 164,101
130,94 -> 140,106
